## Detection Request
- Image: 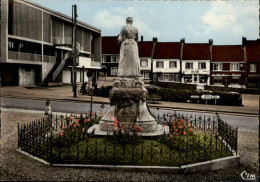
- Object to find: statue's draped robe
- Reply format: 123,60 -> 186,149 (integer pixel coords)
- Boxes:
117,24 -> 140,77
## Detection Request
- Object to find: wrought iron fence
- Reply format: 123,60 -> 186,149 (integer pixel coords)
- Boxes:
18,112 -> 238,166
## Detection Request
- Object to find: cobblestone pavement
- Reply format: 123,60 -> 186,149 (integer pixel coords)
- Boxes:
0,111 -> 259,181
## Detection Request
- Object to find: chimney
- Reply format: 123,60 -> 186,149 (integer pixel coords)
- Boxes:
242,37 -> 247,46
209,39 -> 213,46
152,37 -> 158,43
141,35 -> 143,42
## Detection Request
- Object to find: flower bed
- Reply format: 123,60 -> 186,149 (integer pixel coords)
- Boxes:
18,111 -> 238,167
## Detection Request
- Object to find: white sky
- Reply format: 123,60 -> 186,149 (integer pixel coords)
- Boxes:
32,0 -> 259,45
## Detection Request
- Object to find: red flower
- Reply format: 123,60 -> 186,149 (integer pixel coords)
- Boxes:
170,135 -> 173,139
105,122 -> 108,128
61,125 -> 65,130
184,125 -> 187,128
183,131 -> 187,135
100,110 -> 103,116
175,129 -> 178,132
113,123 -> 117,127
75,119 -> 79,123
69,116 -> 73,120
91,112 -> 94,116
73,124 -> 77,128
85,118 -> 90,123
119,123 -> 122,127
189,128 -> 192,132
76,123 -> 79,126
161,124 -> 164,127
72,129 -> 74,132
59,131 -> 63,136
82,128 -> 85,132
114,117 -> 117,122
180,119 -> 183,123
178,125 -> 181,128
69,122 -> 73,126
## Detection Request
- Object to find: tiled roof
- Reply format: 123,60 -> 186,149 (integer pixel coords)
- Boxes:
138,41 -> 154,58
101,36 -> 120,55
246,40 -> 260,62
212,45 -> 244,62
153,42 -> 181,59
183,43 -> 210,60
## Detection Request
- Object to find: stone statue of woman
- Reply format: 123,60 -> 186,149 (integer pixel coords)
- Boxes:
117,17 -> 140,77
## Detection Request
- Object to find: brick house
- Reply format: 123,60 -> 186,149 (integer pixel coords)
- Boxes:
181,41 -> 211,85
152,41 -> 181,82
211,45 -> 245,87
244,38 -> 260,88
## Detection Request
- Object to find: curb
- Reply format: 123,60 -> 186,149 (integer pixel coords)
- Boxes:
16,149 -> 240,174
2,95 -> 258,117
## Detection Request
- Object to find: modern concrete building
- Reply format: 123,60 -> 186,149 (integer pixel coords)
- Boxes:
152,41 -> 181,82
1,0 -> 101,86
181,41 -> 211,85
211,45 -> 245,88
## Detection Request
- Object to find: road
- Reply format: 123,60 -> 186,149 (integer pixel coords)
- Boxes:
1,97 -> 259,132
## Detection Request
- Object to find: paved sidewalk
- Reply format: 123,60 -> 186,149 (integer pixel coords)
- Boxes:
1,84 -> 259,116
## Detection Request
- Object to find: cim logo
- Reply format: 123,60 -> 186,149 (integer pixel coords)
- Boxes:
240,171 -> 256,181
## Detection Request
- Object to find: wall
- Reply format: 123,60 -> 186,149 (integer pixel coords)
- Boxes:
41,62 -> 56,82
19,67 -> 35,86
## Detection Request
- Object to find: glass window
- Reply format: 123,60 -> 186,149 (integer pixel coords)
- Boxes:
169,61 -> 177,68
230,63 -> 239,71
199,62 -> 206,69
169,74 -> 174,81
164,74 -> 169,81
185,62 -> 193,69
250,64 -> 256,72
199,75 -> 207,83
184,75 -> 192,83
193,75 -> 197,83
111,67 -> 118,75
141,59 -> 148,67
111,56 -> 118,63
213,77 -> 222,85
101,56 -> 106,63
142,72 -> 150,79
213,63 -> 222,71
156,61 -> 164,68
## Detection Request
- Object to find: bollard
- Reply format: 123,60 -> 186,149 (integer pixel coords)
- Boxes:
45,99 -> 52,115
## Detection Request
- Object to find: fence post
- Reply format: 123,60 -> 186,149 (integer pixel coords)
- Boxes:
210,133 -> 212,161
18,123 -> 20,149
50,127 -> 53,166
236,127 -> 238,156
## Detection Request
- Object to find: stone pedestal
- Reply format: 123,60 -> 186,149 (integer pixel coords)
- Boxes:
98,76 -> 159,133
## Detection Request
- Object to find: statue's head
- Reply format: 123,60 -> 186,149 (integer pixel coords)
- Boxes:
126,17 -> 133,24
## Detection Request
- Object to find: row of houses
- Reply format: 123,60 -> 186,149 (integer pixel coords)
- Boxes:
1,0 -> 102,86
101,36 -> 260,88
1,0 -> 259,89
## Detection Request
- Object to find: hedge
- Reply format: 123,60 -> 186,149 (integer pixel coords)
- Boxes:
94,86 -> 242,106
